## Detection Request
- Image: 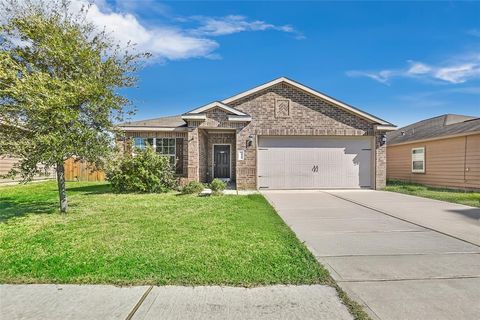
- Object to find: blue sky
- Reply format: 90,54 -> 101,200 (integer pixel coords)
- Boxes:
95,1 -> 480,127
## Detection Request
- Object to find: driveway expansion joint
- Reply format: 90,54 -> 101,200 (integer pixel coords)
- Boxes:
125,285 -> 153,320
337,275 -> 480,283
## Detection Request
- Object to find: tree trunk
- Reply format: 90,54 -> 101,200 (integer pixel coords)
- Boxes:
56,162 -> 68,213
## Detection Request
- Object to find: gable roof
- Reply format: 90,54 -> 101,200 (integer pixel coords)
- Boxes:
119,115 -> 186,128
387,114 -> 480,145
117,77 -> 396,130
221,77 -> 395,126
184,101 -> 248,116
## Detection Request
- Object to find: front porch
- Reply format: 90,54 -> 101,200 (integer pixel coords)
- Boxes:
197,129 -> 237,184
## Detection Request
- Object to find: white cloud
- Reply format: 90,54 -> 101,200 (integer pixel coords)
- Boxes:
345,70 -> 394,85
83,2 -> 219,61
407,62 -> 431,75
83,3 -> 301,61
3,0 -> 300,62
190,15 -> 300,38
433,63 -> 480,83
347,54 -> 480,85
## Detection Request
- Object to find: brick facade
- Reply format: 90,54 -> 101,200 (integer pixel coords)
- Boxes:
227,82 -> 383,189
123,81 -> 391,190
375,133 -> 387,189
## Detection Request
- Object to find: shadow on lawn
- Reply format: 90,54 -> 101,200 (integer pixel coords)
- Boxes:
0,184 -> 110,223
0,198 -> 58,223
67,183 -> 112,195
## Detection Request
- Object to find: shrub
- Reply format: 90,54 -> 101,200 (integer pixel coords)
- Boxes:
209,178 -> 226,195
181,181 -> 205,194
106,147 -> 177,193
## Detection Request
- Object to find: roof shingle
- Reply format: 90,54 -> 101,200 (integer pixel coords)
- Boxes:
119,115 -> 186,128
387,114 -> 480,145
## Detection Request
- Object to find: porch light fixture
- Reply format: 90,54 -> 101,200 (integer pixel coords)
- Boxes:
380,134 -> 387,146
246,135 -> 254,148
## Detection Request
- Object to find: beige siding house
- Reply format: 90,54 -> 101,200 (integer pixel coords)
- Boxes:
0,157 -> 20,182
119,77 -> 396,190
387,114 -> 480,190
0,156 -> 55,184
0,122 -> 55,184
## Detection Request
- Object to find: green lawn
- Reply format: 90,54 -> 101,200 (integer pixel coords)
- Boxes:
386,180 -> 480,208
0,181 -> 328,286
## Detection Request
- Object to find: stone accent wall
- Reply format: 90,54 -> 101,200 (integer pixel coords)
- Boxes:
227,82 -> 377,189
375,132 -> 387,189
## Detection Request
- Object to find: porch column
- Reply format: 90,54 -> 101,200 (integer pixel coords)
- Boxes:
187,128 -> 199,182
375,131 -> 387,190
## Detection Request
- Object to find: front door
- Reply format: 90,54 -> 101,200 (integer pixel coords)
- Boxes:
213,145 -> 230,179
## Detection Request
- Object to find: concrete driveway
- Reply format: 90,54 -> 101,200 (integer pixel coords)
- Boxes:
262,190 -> 480,320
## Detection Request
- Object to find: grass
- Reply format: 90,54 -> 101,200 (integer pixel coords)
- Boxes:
386,180 -> 480,208
0,181 -> 328,286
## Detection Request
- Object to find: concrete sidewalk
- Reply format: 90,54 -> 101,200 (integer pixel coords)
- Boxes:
263,190 -> 480,320
0,284 -> 352,320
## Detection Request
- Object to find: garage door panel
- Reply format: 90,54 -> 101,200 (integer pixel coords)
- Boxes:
258,136 -> 372,189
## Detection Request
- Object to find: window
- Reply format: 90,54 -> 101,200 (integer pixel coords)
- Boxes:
156,138 -> 176,166
412,147 -> 425,173
132,137 -> 181,173
133,138 -> 153,150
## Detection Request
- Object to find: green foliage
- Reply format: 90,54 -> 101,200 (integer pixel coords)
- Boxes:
106,147 -> 177,193
0,0 -> 147,211
181,181 -> 205,194
386,180 -> 480,208
210,178 -> 226,195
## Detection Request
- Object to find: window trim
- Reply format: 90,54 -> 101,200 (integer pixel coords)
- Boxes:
133,137 -> 154,150
156,138 -> 176,167
132,137 -> 178,169
411,147 -> 425,173
155,138 -> 176,156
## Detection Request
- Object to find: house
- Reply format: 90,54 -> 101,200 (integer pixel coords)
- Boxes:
0,121 -> 55,184
118,77 -> 396,190
0,158 -> 56,184
0,155 -> 56,184
387,114 -> 480,190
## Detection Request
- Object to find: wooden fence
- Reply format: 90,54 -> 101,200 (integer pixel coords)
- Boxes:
64,158 -> 106,182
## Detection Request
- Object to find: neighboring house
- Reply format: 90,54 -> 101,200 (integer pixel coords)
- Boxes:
0,121 -> 55,184
0,156 -> 56,184
118,77 -> 396,190
387,114 -> 480,190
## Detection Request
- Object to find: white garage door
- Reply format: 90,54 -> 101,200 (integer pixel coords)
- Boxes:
258,136 -> 373,189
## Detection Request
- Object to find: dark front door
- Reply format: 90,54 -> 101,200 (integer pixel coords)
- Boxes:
214,145 -> 230,179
